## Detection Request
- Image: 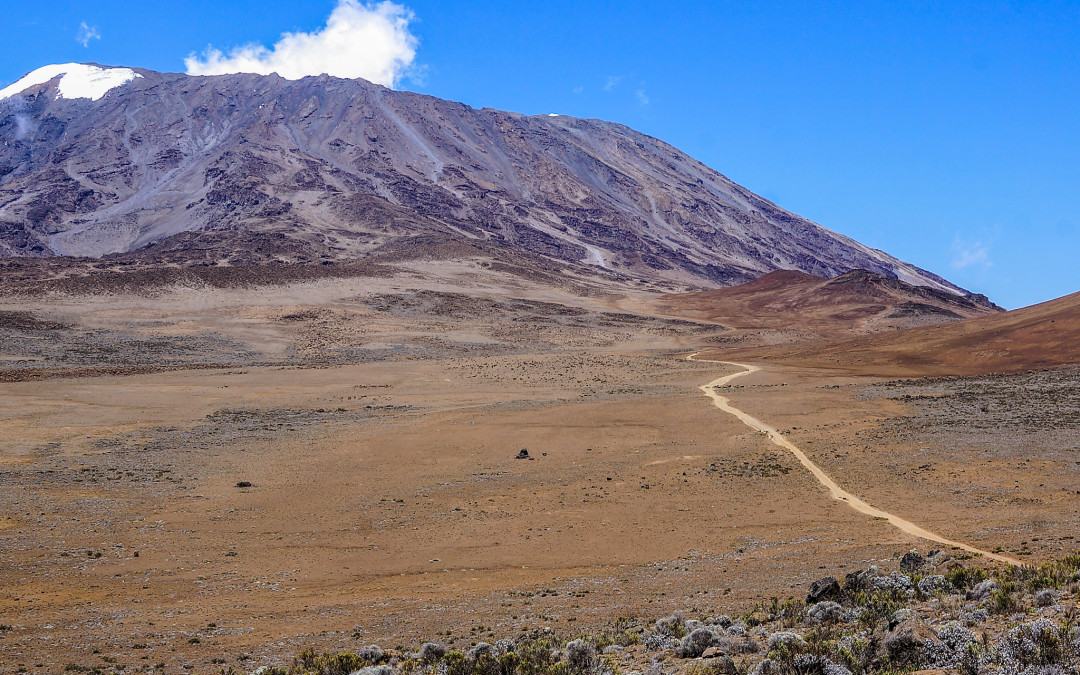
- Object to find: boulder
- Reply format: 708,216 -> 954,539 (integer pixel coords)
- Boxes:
900,549 -> 925,572
883,619 -> 936,668
843,568 -> 875,594
806,576 -> 841,603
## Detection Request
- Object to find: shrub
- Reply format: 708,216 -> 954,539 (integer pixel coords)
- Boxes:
945,564 -> 987,591
916,574 -> 949,598
806,602 -> 843,625
684,657 -> 736,675
968,579 -> 999,600
706,615 -> 732,628
725,620 -> 747,637
791,653 -> 851,675
654,613 -> 686,638
594,617 -> 642,649
292,650 -> 364,675
564,639 -> 596,672
324,654 -> 366,675
494,639 -> 515,654
513,637 -> 562,675
358,645 -> 385,665
769,597 -> 807,629
989,618 -> 1079,673
923,621 -> 978,669
676,628 -> 717,658
349,667 -> 393,675
418,643 -> 447,663
871,572 -> 913,597
960,608 -> 989,626
642,632 -> 677,652
437,652 -> 469,675
989,582 -> 1021,615
835,632 -> 875,674
1035,589 -> 1058,607
764,631 -> 844,675
749,658 -> 780,675
458,644 -> 504,675
851,589 -> 906,631
766,631 -> 806,651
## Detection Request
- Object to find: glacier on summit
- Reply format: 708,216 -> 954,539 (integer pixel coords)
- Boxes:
0,63 -> 141,102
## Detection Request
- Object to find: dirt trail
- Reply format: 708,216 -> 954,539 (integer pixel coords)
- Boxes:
689,354 -> 1021,566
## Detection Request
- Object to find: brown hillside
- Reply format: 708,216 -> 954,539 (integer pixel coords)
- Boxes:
713,288 -> 1080,376
659,268 -> 1000,340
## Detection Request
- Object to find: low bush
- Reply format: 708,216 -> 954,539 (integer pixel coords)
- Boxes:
252,550 -> 1080,675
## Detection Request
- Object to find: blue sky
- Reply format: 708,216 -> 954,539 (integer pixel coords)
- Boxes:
3,1 -> 1079,309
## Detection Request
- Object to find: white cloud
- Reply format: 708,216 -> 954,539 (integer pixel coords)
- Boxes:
603,75 -> 620,91
77,22 -> 100,48
636,89 -> 649,105
184,0 -> 418,88
951,237 -> 991,270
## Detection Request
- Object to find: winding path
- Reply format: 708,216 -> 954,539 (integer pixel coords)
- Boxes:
688,353 -> 1020,566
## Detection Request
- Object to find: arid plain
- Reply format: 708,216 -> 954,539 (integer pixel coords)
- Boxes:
2,256 -> 1079,670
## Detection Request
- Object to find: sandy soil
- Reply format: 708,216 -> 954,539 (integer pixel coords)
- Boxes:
1,265 -> 1077,671
690,355 -> 1019,565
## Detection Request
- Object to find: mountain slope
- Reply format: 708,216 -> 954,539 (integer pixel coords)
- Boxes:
1,64 -> 959,291
713,289 -> 1080,376
659,269 -> 1001,338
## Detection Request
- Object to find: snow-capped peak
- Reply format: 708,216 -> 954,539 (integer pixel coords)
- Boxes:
0,63 -> 141,102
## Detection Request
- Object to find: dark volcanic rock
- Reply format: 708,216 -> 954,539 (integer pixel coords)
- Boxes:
900,550 -> 925,573
806,576 -> 841,604
843,568 -> 876,595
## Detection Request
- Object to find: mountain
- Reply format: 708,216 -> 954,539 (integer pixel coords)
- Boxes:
659,269 -> 1001,338
1,63 -> 960,292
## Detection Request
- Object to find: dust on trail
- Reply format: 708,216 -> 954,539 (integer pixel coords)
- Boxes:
688,354 -> 1020,567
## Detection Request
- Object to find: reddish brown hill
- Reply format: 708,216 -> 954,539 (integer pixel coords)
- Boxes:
659,269 -> 1000,340
713,288 -> 1080,376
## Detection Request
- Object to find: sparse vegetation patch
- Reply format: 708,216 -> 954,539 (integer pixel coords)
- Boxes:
229,549 -> 1080,675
